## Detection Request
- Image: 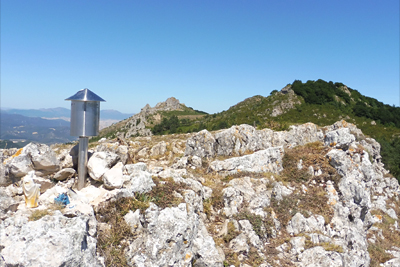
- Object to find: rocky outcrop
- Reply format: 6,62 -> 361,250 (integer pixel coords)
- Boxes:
185,122 -> 323,158
209,146 -> 284,174
2,143 -> 60,184
0,211 -> 103,267
113,97 -> 188,139
270,85 -> 302,117
0,120 -> 399,267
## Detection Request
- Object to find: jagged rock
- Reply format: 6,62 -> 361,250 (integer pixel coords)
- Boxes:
172,156 -> 189,169
214,124 -> 265,156
324,128 -> 356,149
238,220 -> 262,248
5,143 -> 61,180
150,141 -> 167,157
122,169 -> 155,194
185,123 -> 324,159
297,246 -> 343,267
222,177 -> 271,217
229,233 -> 249,253
0,188 -> 18,219
286,213 -> 326,236
125,203 -> 223,266
23,143 -> 60,176
0,211 -> 103,266
271,182 -> 293,201
209,146 -> 283,174
185,129 -> 216,158
124,209 -> 143,234
96,143 -> 129,164
57,148 -> 74,169
103,162 -> 124,189
54,168 -> 76,181
87,151 -> 120,181
6,152 -> 33,179
124,162 -> 148,175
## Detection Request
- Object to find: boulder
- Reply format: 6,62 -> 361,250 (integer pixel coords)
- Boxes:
150,141 -> 167,157
87,152 -> 120,181
0,211 -> 103,266
0,188 -> 18,219
54,168 -> 76,181
185,129 -> 216,158
324,128 -> 356,150
209,146 -> 284,174
125,203 -> 223,266
23,143 -> 60,176
6,143 -> 60,179
103,162 -> 124,190
122,169 -> 155,194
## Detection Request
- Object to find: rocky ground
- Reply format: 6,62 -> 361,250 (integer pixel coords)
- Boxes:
1,120 -> 399,267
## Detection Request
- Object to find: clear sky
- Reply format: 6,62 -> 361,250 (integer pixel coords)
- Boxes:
1,0 -> 399,114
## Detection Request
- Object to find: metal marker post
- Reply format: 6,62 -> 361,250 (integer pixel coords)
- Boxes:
77,136 -> 89,190
66,88 -> 105,190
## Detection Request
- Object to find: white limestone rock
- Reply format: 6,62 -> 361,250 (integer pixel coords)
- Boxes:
209,146 -> 284,174
125,203 -> 223,266
297,246 -> 343,267
87,151 -> 120,181
0,211 -> 103,267
103,162 -> 124,190
324,128 -> 356,150
53,168 -> 76,181
185,129 -> 216,158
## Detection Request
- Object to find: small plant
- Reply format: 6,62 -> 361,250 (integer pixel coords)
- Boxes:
223,221 -> 240,244
235,211 -> 265,238
29,209 -> 52,221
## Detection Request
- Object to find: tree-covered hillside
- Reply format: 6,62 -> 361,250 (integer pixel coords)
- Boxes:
150,79 -> 400,181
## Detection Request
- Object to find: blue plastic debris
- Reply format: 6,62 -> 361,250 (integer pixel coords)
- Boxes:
54,193 -> 70,207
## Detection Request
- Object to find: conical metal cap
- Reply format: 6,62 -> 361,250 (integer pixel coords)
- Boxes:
65,88 -> 106,102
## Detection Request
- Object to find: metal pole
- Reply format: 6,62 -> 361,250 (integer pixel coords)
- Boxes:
77,136 -> 89,190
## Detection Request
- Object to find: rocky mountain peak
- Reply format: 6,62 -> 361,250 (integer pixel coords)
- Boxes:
100,97 -> 187,139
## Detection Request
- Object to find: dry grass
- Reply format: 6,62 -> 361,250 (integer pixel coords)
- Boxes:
282,141 -> 340,185
223,221 -> 240,244
95,177 -> 189,266
368,210 -> 400,266
29,209 -> 53,221
28,203 -> 65,221
270,186 -> 334,227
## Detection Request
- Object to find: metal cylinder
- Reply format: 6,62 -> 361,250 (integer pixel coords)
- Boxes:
77,137 -> 89,190
70,101 -> 100,137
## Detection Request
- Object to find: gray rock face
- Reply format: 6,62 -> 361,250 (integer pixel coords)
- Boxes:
0,188 -> 18,219
96,143 -> 129,164
324,128 -> 356,149
185,123 -> 324,158
185,130 -> 216,158
87,151 -> 120,181
5,143 -> 60,180
54,167 -> 76,181
125,203 -> 223,267
103,162 -> 124,189
209,146 -> 284,174
0,211 -> 103,267
222,177 -> 272,217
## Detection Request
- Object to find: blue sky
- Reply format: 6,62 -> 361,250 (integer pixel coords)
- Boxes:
1,0 -> 399,114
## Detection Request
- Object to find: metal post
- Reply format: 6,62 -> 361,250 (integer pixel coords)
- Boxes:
77,136 -> 89,190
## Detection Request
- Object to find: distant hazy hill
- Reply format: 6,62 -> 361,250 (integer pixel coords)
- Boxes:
1,108 -> 133,121
0,112 -> 75,146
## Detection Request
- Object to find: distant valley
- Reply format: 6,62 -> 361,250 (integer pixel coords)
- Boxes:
0,108 -> 134,147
